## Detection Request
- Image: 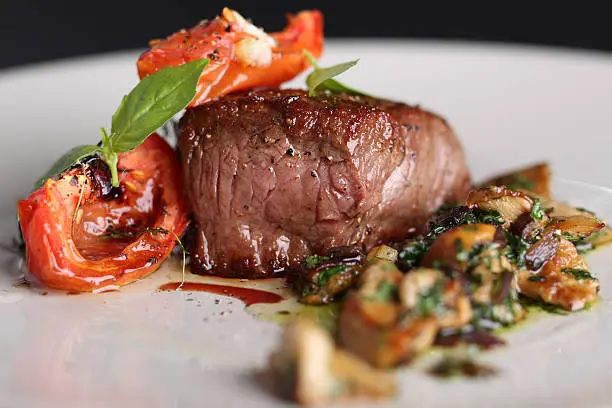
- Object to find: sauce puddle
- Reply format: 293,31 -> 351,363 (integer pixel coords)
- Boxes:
158,282 -> 284,306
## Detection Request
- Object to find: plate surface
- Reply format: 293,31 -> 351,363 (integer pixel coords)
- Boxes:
1,40 -> 612,407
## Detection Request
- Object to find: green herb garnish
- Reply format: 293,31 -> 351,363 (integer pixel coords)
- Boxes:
528,275 -> 547,282
304,50 -> 366,96
416,280 -> 446,317
561,268 -> 596,281
317,265 -> 349,286
519,295 -> 568,315
502,232 -> 529,268
397,238 -> 429,271
305,255 -> 330,269
36,58 -> 209,189
370,281 -> 398,302
530,198 -> 544,221
454,238 -> 468,262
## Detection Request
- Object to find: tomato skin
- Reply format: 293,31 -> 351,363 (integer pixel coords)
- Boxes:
17,134 -> 188,292
137,9 -> 324,107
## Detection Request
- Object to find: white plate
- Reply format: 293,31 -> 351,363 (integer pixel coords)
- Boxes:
1,40 -> 612,407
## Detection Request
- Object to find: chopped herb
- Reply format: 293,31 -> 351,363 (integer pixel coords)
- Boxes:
530,198 -> 544,221
561,232 -> 576,241
454,238 -> 468,262
473,210 -> 505,226
519,295 -> 569,315
502,232 -> 529,268
561,231 -> 590,243
397,238 -> 429,271
305,255 -> 330,269
416,280 -> 446,317
370,281 -> 398,302
561,268 -> 596,281
528,275 -> 547,282
427,208 -> 504,241
317,265 -> 349,286
482,256 -> 492,269
572,229 -> 607,254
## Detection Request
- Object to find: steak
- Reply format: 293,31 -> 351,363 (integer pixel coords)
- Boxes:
178,89 -> 470,278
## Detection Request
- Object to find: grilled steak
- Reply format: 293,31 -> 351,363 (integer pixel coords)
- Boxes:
178,89 -> 470,277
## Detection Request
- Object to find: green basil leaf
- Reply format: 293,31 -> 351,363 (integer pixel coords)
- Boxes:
304,50 -> 366,97
109,58 -> 209,152
34,144 -> 100,190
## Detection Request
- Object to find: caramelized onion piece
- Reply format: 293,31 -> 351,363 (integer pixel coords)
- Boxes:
525,230 -> 560,271
511,212 -> 545,240
518,238 -> 597,311
546,215 -> 606,241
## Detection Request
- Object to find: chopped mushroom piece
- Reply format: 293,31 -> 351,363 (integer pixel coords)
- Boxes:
421,223 -> 524,326
268,319 -> 397,406
466,186 -> 536,227
356,261 -> 403,300
338,261 -> 473,368
461,241 -> 525,326
339,294 -> 438,368
421,223 -> 497,271
518,238 -> 598,311
400,268 -> 472,329
338,261 -> 437,367
295,247 -> 364,305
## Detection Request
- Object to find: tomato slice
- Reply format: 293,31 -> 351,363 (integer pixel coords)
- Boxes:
137,9 -> 324,107
17,134 -> 188,292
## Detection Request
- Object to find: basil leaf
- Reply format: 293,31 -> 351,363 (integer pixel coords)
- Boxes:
304,50 -> 366,97
109,58 -> 209,152
34,144 -> 100,190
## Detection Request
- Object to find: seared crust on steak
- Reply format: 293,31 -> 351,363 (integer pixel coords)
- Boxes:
179,89 -> 470,277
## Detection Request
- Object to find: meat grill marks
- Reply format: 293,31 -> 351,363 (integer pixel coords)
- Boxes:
179,89 -> 470,278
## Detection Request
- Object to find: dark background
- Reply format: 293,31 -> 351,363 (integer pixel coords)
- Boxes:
1,0 -> 611,69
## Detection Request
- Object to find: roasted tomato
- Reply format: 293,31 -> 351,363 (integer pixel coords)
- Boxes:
17,134 -> 188,292
137,8 -> 324,107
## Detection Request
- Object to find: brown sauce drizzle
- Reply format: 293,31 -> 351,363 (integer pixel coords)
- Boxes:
158,282 -> 284,306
